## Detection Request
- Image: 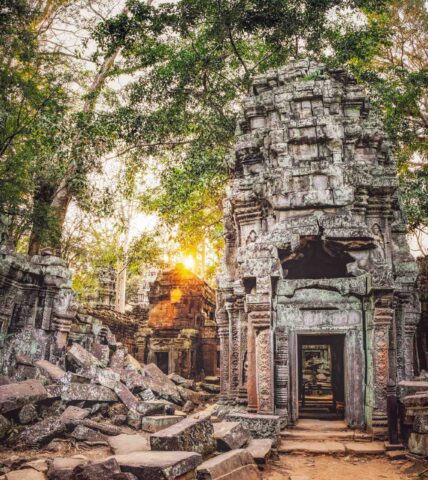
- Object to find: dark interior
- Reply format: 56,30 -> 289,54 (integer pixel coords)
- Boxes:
298,334 -> 345,420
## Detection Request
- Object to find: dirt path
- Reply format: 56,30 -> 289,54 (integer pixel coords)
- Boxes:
262,454 -> 428,480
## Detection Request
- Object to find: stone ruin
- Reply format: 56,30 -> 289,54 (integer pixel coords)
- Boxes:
0,248 -> 254,479
217,59 -> 421,431
136,265 -> 218,380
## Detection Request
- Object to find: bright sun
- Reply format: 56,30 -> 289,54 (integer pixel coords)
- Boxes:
183,255 -> 195,270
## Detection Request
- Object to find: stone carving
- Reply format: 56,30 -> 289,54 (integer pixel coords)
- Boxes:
217,59 -> 420,428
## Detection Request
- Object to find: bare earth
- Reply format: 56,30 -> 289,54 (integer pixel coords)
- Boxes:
262,454 -> 428,480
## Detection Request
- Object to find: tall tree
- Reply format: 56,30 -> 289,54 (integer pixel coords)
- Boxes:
94,0 -> 393,257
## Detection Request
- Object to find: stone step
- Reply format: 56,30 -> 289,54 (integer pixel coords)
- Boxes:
278,440 -> 385,456
281,429 -> 371,442
288,419 -> 348,432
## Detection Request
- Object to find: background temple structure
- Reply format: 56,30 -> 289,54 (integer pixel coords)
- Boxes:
217,60 -> 421,430
136,265 -> 218,379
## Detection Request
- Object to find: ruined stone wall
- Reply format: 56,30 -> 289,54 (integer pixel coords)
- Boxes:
84,307 -> 139,357
218,59 -> 420,429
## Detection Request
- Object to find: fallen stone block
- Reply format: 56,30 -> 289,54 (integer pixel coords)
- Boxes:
225,412 -> 280,444
19,403 -> 38,424
48,457 -> 89,480
178,386 -> 205,405
110,349 -> 126,371
111,451 -> 203,480
141,415 -> 183,433
80,366 -> 120,390
114,384 -> 140,410
408,432 -> 428,456
108,433 -> 150,455
70,425 -> 108,444
21,459 -> 49,473
77,418 -> 125,436
70,458 -> 132,480
0,379 -> 47,414
91,343 -> 110,367
136,401 -> 170,416
11,416 -> 68,449
182,400 -> 196,413
150,415 -> 216,456
201,383 -> 220,394
143,364 -> 182,405
246,438 -> 273,464
67,344 -> 101,369
0,414 -> 11,439
127,409 -> 143,430
168,373 -> 195,390
35,359 -> 67,383
196,449 -> 261,480
60,383 -> 118,402
213,421 -> 250,451
6,469 -> 46,480
60,406 -> 90,424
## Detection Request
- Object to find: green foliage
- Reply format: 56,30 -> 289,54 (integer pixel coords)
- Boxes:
95,0 -> 400,252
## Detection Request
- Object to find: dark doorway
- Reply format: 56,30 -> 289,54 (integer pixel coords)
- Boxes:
155,351 -> 169,374
298,334 -> 345,420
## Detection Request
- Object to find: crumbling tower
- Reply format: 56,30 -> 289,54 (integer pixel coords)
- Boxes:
217,60 -> 420,429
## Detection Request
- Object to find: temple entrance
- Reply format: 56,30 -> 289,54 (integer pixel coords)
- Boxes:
155,351 -> 169,374
298,334 -> 345,420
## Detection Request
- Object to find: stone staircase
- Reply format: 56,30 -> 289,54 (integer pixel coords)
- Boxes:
279,419 -> 386,456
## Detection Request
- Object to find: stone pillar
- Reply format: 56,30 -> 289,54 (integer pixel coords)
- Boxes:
249,308 -> 274,415
237,302 -> 248,404
217,307 -> 230,403
403,296 -> 420,380
255,325 -> 274,414
275,327 -> 289,422
372,303 -> 393,425
247,321 -> 258,412
226,299 -> 240,402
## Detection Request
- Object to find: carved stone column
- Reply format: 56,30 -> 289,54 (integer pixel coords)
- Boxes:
372,302 -> 393,425
275,327 -> 289,422
403,295 -> 421,380
217,307 -> 230,403
226,299 -> 240,402
247,321 -> 258,412
250,309 -> 274,415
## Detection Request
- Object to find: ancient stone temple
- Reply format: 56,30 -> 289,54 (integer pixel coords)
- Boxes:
217,60 -> 420,429
135,265 -> 218,379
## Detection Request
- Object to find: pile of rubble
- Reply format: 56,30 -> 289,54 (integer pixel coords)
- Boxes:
0,343 -> 272,479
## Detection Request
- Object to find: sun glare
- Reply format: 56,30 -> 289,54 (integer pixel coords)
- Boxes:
183,255 -> 195,271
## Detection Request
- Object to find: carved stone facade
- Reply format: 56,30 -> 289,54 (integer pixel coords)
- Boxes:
217,60 -> 420,429
135,265 -> 218,379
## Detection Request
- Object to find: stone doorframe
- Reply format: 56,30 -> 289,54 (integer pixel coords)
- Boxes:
288,328 -> 366,428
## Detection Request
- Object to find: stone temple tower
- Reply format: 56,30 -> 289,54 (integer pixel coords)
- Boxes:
217,60 -> 420,429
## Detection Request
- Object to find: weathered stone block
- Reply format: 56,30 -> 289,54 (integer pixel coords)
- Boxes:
111,451 -> 203,480
409,432 -> 428,456
67,344 -> 101,369
225,413 -> 280,443
18,403 -> 38,424
108,433 -> 150,455
35,360 -> 67,382
0,379 -> 47,414
6,469 -> 46,480
213,421 -> 250,451
114,383 -> 140,410
246,438 -> 273,464
150,415 -> 216,456
196,449 -> 261,480
11,416 -> 67,449
60,406 -> 90,424
60,383 -> 118,402
141,415 -> 183,433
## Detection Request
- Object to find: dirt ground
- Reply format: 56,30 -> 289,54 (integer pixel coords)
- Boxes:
262,454 -> 428,480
